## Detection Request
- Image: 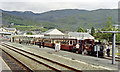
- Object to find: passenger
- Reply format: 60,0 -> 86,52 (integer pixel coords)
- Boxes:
55,42 -> 59,52
39,41 -> 41,48
76,43 -> 79,53
28,40 -> 31,45
42,41 -> 45,48
79,41 -> 82,52
100,45 -> 104,51
107,45 -> 110,57
83,44 -> 87,55
52,43 -> 54,48
35,41 -> 36,45
58,42 -> 61,52
55,42 -> 57,52
19,38 -> 21,44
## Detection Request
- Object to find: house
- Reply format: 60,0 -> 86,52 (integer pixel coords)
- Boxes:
0,27 -> 17,35
0,27 -> 7,32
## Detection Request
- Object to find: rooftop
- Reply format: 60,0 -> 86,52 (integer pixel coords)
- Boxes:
43,29 -> 64,35
68,32 -> 94,39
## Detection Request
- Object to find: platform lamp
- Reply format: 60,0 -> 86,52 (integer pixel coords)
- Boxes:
99,25 -> 120,64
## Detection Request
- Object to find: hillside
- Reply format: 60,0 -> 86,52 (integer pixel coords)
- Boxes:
1,9 -> 118,31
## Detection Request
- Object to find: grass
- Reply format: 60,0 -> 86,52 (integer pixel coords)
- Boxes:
11,25 -> 48,32
15,25 -> 34,27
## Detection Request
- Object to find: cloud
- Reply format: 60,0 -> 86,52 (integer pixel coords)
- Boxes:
0,0 -> 118,13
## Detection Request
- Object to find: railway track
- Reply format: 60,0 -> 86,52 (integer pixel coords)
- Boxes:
0,48 -> 33,72
1,43 -> 82,72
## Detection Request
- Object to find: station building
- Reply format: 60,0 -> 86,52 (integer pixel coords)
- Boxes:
19,28 -> 94,40
0,27 -> 17,36
42,29 -> 94,40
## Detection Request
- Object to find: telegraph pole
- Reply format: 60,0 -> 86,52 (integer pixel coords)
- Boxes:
100,31 -> 120,64
112,33 -> 115,64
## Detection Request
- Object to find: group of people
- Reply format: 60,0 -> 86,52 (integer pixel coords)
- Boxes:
76,41 -> 111,57
18,38 -> 111,56
18,39 -> 31,45
39,41 -> 61,52
38,41 -> 45,48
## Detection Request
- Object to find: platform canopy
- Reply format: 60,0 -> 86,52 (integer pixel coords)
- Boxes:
68,32 -> 94,40
43,29 -> 64,36
43,29 -> 65,38
24,34 -> 44,38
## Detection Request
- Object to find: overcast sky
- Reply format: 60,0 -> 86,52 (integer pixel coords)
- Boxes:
0,0 -> 119,13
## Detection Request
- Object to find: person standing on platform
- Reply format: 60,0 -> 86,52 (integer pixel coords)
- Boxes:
79,41 -> 82,52
19,38 -> 21,44
55,41 -> 59,52
58,42 -> 61,52
39,41 -> 41,48
107,45 -> 110,57
43,41 -> 45,48
76,43 -> 79,53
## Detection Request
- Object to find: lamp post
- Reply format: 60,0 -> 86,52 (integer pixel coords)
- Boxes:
100,31 -> 120,64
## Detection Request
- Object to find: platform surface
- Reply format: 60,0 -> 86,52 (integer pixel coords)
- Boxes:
3,42 -> 120,71
0,53 -> 11,72
27,45 -> 119,70
0,39 -> 11,72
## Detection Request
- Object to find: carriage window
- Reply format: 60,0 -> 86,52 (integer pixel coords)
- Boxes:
88,40 -> 93,44
70,41 -> 72,45
87,41 -> 90,44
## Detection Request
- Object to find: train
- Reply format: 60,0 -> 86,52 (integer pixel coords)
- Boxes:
10,35 -> 105,57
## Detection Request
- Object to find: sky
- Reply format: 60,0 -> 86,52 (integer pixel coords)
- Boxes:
0,0 -> 119,13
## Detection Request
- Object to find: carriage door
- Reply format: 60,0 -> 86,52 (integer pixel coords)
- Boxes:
69,40 -> 73,45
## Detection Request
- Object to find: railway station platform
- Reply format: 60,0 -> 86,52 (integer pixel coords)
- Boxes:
0,53 -> 11,72
2,42 -> 120,71
24,44 -> 119,70
0,39 -> 11,72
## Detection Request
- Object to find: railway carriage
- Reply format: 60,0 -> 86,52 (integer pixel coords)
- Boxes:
36,38 -> 77,51
11,34 -> 104,57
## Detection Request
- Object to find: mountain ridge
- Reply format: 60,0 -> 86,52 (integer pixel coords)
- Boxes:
1,9 -> 118,31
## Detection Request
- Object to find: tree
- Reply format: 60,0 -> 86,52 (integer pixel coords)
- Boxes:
94,17 -> 120,43
77,27 -> 85,32
91,27 -> 95,36
26,32 -> 33,35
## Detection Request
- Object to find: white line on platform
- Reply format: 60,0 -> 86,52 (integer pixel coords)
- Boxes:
52,53 -> 115,70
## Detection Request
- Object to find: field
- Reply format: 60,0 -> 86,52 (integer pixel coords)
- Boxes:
11,25 -> 48,32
